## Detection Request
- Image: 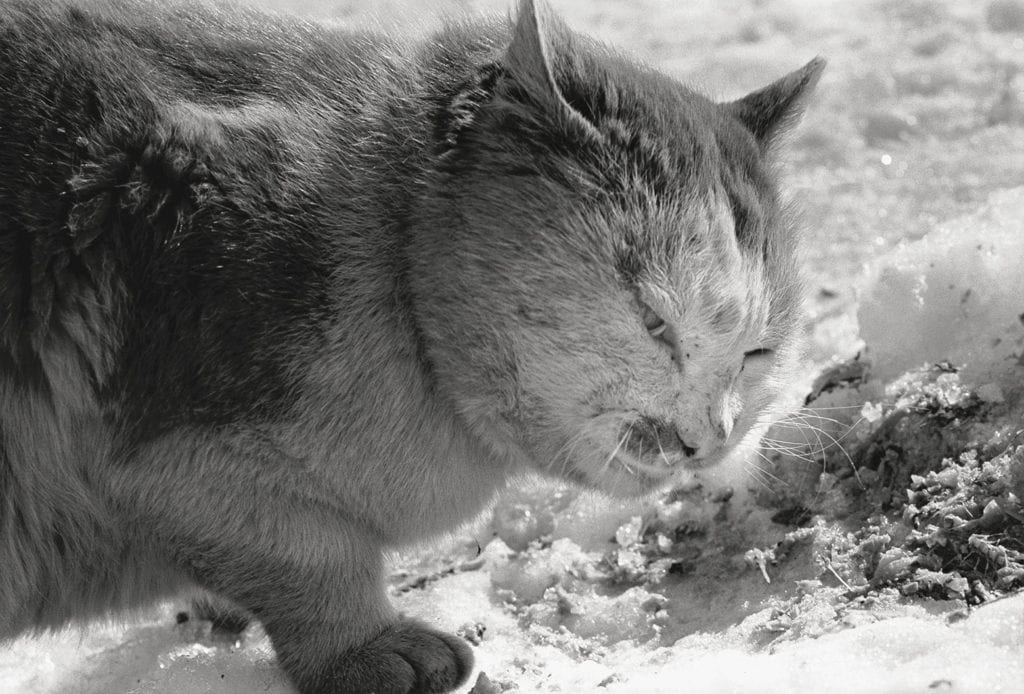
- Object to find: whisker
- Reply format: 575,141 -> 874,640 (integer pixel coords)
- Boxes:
759,439 -> 821,455
750,450 -> 790,485
766,404 -> 864,413
772,412 -> 853,429
656,438 -> 669,468
547,421 -> 591,478
758,404 -> 867,485
602,424 -> 631,475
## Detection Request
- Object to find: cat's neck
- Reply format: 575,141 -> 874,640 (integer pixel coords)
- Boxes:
286,304 -> 516,543
276,52 -> 522,542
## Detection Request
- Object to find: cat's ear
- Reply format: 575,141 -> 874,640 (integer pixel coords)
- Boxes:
727,57 -> 826,148
503,0 -> 601,138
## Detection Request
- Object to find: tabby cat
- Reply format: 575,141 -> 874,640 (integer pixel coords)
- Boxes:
0,0 -> 822,691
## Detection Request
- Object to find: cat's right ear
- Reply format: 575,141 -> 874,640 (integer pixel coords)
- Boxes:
727,57 -> 826,150
502,0 -> 602,139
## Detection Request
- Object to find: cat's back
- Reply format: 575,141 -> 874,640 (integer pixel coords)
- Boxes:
0,0 -> 415,256
0,0 -> 414,253
0,0 -> 406,105
0,0 -> 431,434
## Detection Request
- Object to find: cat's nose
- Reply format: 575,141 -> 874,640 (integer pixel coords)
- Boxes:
675,430 -> 699,458
675,420 -> 729,459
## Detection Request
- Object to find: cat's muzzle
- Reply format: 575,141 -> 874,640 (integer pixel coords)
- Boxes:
620,416 -> 698,466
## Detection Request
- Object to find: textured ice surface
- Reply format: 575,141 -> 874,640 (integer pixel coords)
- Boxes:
4,574 -> 1024,693
605,592 -> 1024,694
858,188 -> 1024,384
0,605 -> 289,694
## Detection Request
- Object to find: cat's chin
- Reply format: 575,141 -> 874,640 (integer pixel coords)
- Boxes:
571,454 -> 684,499
570,447 -> 733,498
590,469 -> 681,499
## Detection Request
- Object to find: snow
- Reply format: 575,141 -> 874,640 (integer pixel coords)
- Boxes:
0,608 -> 288,693
611,595 -> 1024,694
3,0 -> 1024,692
5,578 -> 1023,693
859,188 -> 1024,384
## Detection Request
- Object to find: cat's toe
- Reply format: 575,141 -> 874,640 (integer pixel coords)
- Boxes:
311,619 -> 474,694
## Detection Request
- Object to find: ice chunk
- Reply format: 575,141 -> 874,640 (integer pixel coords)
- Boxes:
490,538 -> 597,605
858,187 -> 1024,384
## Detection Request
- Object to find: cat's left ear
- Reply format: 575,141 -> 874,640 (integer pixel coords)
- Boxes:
727,57 -> 826,148
503,0 -> 602,138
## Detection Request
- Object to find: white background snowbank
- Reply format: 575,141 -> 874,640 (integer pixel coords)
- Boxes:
859,188 -> 1024,384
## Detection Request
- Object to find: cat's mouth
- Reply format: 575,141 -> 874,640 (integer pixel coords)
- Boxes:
566,412 -> 723,495
602,417 -> 687,481
609,416 -> 723,478
609,451 -> 676,481
620,416 -> 693,458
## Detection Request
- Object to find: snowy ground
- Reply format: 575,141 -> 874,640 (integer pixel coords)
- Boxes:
4,0 -> 1024,692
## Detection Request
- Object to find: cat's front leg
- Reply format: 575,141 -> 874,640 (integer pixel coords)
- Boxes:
198,525 -> 472,694
108,433 -> 473,694
204,524 -> 472,694
276,616 -> 473,694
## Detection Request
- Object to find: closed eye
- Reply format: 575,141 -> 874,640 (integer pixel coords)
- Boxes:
741,347 -> 774,373
640,302 -> 667,337
639,301 -> 676,356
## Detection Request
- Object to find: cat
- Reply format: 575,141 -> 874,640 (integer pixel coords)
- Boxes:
0,0 -> 823,691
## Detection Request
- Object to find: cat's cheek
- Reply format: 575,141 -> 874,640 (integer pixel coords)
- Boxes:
735,375 -> 786,423
724,393 -> 786,469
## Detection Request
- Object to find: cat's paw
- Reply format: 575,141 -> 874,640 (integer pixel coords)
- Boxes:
190,594 -> 251,635
305,619 -> 474,694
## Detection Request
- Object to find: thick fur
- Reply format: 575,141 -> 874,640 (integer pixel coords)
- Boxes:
0,1 -> 822,692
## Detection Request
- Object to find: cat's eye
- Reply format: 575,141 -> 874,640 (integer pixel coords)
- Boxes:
640,303 -> 667,337
741,347 -> 774,372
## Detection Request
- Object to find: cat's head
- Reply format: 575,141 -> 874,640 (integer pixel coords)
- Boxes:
411,0 -> 823,497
